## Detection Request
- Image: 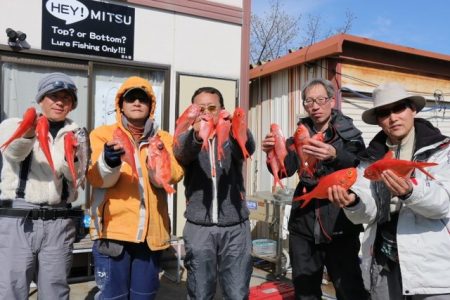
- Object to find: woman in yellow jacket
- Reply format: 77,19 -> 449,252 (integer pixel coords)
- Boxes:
87,76 -> 183,300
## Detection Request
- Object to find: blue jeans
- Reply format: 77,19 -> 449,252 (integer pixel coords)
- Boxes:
93,240 -> 161,300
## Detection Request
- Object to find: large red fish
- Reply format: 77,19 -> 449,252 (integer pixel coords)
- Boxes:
270,123 -> 288,178
364,151 -> 438,181
267,150 -> 285,189
292,123 -> 310,174
147,135 -> 175,194
291,124 -> 324,176
231,107 -> 250,159
36,115 -> 56,176
64,131 -> 78,189
1,107 -> 37,151
304,131 -> 325,175
198,114 -> 216,151
174,104 -> 202,146
113,127 -> 138,179
293,168 -> 357,208
216,110 -> 231,161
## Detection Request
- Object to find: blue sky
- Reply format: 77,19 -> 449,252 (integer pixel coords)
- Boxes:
252,0 -> 450,56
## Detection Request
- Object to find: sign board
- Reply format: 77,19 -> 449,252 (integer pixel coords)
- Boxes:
42,0 -> 135,60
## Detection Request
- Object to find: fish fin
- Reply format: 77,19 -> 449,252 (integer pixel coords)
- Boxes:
300,198 -> 311,208
384,151 -> 394,159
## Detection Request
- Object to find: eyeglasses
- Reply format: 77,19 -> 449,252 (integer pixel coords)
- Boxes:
199,104 -> 218,113
375,102 -> 410,119
303,96 -> 330,107
45,81 -> 77,93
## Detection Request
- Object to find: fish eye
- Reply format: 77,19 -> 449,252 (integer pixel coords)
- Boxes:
157,143 -> 164,150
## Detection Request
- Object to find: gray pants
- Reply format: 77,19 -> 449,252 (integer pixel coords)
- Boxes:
0,201 -> 76,300
183,220 -> 252,300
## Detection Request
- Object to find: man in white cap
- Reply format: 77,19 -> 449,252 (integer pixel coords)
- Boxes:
329,82 -> 450,299
0,72 -> 83,299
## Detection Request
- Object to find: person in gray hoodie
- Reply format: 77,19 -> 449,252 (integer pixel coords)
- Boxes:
174,87 -> 255,300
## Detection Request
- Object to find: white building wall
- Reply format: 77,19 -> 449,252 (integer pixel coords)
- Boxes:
0,0 -> 243,131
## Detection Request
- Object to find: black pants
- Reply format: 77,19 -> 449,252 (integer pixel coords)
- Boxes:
289,233 -> 369,300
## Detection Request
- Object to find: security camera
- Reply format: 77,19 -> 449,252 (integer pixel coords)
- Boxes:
6,28 -> 17,39
5,28 -> 30,50
16,31 -> 26,41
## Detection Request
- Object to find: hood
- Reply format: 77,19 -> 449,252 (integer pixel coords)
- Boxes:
115,76 -> 157,124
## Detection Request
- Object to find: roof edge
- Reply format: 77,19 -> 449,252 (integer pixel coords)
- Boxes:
249,33 -> 450,80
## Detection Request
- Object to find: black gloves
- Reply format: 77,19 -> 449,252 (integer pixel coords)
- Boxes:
104,143 -> 124,168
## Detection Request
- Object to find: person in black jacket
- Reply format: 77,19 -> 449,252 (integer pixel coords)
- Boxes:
174,87 -> 255,300
262,78 -> 368,300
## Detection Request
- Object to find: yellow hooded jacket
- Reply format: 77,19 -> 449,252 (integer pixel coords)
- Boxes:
87,76 -> 183,250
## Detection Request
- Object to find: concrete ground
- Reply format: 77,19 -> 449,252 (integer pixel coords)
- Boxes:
28,236 -> 336,299
29,265 -> 336,299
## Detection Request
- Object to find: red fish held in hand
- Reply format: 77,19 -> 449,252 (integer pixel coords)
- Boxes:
113,127 -> 138,179
293,168 -> 357,208
305,131 -> 325,175
36,115 -> 56,176
292,123 -> 310,174
1,107 -> 37,151
216,110 -> 231,161
174,104 -> 202,145
147,135 -> 176,194
231,107 -> 250,159
64,131 -> 78,189
267,150 -> 285,189
364,151 -> 438,181
266,124 -> 288,189
198,114 -> 216,152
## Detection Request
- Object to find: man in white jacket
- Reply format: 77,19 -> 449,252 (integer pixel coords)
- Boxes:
329,82 -> 450,299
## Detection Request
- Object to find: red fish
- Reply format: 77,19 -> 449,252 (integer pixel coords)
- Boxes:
174,104 -> 202,146
305,131 -> 325,175
198,114 -> 216,151
1,107 -> 37,151
64,131 -> 78,189
36,115 -> 56,176
113,127 -> 138,179
267,149 -> 285,189
147,135 -> 176,194
293,168 -> 357,208
231,107 -> 250,159
292,123 -> 310,174
364,151 -> 438,181
270,123 -> 288,178
216,110 -> 231,161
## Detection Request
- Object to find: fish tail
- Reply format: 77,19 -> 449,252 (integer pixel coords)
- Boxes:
293,194 -> 309,202
164,184 -> 176,194
417,167 -> 435,180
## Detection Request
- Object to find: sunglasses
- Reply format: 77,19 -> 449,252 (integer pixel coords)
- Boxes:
123,94 -> 150,104
199,104 -> 218,113
375,102 -> 410,119
45,81 -> 77,93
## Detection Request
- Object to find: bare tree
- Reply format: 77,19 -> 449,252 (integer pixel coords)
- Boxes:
251,2 -> 356,63
250,0 -> 300,64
